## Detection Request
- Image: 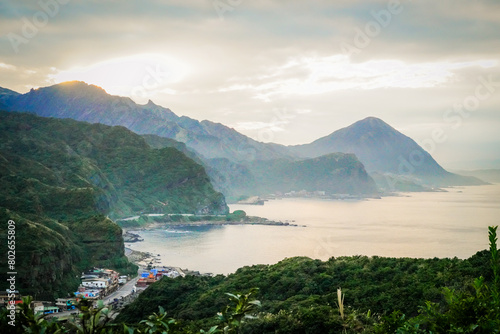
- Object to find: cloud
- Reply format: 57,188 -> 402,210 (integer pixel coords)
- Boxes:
49,53 -> 189,101
0,0 -> 499,166
0,62 -> 16,70
235,121 -> 287,132
218,55 -> 499,101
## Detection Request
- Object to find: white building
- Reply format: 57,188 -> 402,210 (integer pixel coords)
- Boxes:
81,278 -> 109,289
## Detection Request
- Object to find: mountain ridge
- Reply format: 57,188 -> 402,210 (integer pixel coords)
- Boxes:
0,110 -> 228,298
289,116 -> 485,188
0,81 -> 291,162
0,81 -> 486,195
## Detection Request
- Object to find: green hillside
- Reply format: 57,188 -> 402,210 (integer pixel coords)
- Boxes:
0,111 -> 228,298
142,134 -> 379,199
117,250 -> 492,332
248,153 -> 379,196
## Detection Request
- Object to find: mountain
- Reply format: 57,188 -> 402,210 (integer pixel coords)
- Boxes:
247,153 -> 378,196
0,87 -> 18,110
451,169 -> 500,184
0,111 -> 227,298
0,111 -> 228,217
289,117 -> 486,189
140,134 -> 377,199
0,81 -> 291,162
0,82 -> 486,195
141,134 -> 256,200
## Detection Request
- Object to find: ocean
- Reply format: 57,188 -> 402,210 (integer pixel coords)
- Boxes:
126,184 -> 500,275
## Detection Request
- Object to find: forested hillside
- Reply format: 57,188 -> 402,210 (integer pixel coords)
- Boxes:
247,153 -> 379,196
0,111 -> 227,298
143,135 -> 379,200
117,250 -> 492,333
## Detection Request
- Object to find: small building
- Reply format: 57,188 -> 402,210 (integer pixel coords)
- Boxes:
136,277 -> 156,288
81,277 -> 110,289
74,288 -> 100,299
0,290 -> 21,307
34,302 -> 60,315
56,298 -> 77,311
155,269 -> 180,279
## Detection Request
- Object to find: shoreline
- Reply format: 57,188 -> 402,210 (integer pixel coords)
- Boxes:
124,247 -> 188,277
121,217 -> 304,277
120,212 -> 305,276
120,216 -> 306,234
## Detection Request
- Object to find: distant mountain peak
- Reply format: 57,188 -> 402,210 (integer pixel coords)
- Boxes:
360,116 -> 383,121
0,87 -> 20,96
291,116 -> 429,173
44,81 -> 109,96
358,116 -> 388,125
347,116 -> 395,132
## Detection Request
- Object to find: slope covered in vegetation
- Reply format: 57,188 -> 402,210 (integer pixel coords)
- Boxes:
117,249 -> 492,332
247,153 -> 379,196
0,111 -> 227,298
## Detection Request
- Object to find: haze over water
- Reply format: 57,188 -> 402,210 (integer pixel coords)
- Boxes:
127,185 -> 500,275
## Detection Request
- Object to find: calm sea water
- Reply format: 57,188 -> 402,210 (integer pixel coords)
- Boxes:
126,184 -> 500,275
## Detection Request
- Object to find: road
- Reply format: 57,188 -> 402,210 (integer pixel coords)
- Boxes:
102,276 -> 140,305
46,276 -> 140,321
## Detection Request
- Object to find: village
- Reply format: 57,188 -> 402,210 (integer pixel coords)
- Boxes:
1,251 -> 187,319
237,190 -> 367,205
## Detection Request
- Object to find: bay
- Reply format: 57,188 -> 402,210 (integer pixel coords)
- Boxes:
126,184 -> 500,275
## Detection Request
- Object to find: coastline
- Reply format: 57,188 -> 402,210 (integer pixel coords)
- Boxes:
121,216 -> 303,276
124,246 -> 188,277
120,216 -> 305,234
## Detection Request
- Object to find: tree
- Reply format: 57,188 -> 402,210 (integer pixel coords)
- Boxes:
388,226 -> 500,333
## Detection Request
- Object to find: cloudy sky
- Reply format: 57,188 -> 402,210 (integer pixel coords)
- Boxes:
1,0 -> 499,169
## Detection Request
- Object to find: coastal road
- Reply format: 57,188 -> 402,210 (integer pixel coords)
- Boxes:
102,276 -> 140,305
47,276 -> 140,321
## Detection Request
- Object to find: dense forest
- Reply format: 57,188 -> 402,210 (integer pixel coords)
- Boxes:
116,245 -> 495,333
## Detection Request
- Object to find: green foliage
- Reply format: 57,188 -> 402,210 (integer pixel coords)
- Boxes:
218,288 -> 261,333
3,296 -> 65,333
0,111 -> 227,219
387,226 -> 500,333
131,306 -> 178,334
225,210 -> 246,221
117,251 -> 491,332
3,291 -> 260,334
66,299 -> 115,334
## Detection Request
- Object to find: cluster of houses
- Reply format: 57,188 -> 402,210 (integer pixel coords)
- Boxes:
1,267 -> 185,316
136,267 -> 182,287
278,190 -> 326,198
0,268 -> 131,316
264,190 -> 362,200
74,268 -> 128,301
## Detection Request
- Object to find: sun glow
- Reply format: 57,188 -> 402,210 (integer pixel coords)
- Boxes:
49,54 -> 191,102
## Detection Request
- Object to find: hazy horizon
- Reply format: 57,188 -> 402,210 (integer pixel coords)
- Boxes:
1,0 -> 499,169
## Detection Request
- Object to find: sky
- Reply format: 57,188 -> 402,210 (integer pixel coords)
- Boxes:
1,0 -> 500,169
